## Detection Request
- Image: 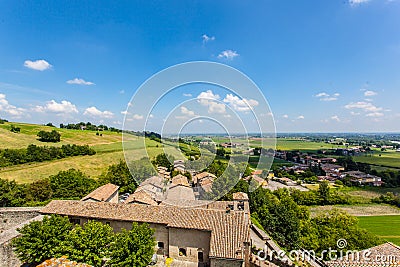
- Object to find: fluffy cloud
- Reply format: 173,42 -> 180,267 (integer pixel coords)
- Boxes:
315,92 -> 340,101
183,93 -> 192,97
202,34 -> 215,43
283,114 -> 289,119
223,94 -> 259,112
197,90 -> 226,114
24,59 -> 52,71
345,101 -> 383,112
366,112 -> 384,117
180,106 -> 195,116
67,78 -> 95,85
34,100 -> 78,114
364,90 -> 377,97
217,50 -> 239,60
84,106 -> 113,118
297,115 -> 305,119
0,94 -> 26,117
132,114 -> 144,120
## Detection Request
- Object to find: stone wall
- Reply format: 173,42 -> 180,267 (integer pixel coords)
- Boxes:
210,258 -> 244,267
0,207 -> 41,234
0,210 -> 44,267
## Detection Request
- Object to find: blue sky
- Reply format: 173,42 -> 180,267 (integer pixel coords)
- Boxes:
0,0 -> 399,132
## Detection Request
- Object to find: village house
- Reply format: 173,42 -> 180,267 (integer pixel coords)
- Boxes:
40,192 -> 252,267
343,171 -> 384,187
81,183 -> 119,203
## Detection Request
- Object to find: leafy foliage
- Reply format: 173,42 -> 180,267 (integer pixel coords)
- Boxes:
66,221 -> 115,266
13,217 -> 155,267
37,130 -> 61,142
49,169 -> 97,199
109,222 -> 155,267
12,215 -> 73,265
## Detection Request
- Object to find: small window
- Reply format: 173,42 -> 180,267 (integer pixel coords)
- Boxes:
69,218 -> 80,225
238,201 -> 244,210
228,204 -> 234,210
179,248 -> 187,257
158,242 -> 164,249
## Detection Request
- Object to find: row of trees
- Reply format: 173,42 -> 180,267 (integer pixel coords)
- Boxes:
13,215 -> 155,266
0,144 -> 96,167
60,122 -> 122,133
0,169 -> 98,206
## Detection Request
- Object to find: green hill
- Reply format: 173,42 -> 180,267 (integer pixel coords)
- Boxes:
0,122 -> 181,183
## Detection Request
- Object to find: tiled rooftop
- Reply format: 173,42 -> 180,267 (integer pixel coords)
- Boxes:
41,200 -> 250,260
81,183 -> 119,202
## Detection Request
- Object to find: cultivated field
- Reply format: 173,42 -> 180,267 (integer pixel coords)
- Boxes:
309,204 -> 400,217
353,150 -> 400,169
358,215 -> 400,246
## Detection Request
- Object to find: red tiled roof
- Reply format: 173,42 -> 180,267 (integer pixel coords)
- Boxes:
81,183 -> 119,202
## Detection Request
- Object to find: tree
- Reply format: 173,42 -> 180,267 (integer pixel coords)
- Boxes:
12,215 -> 73,265
66,221 -> 115,266
109,222 -> 155,267
37,130 -> 61,142
318,180 -> 330,205
10,125 -> 20,133
27,178 -> 53,202
49,169 -> 97,199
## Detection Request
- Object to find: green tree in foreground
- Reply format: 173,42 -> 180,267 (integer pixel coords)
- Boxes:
66,221 -> 115,266
12,215 -> 73,265
109,222 -> 155,267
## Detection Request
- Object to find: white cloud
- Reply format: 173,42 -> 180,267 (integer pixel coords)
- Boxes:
331,115 -> 340,122
119,90 -> 125,94
197,90 -> 226,114
283,114 -> 289,119
202,34 -> 215,43
66,78 -> 95,86
34,100 -> 78,114
0,94 -> 26,117
349,0 -> 370,6
364,90 -> 377,97
345,101 -> 383,112
121,110 -> 129,115
366,112 -> 384,117
24,59 -> 52,71
180,106 -> 195,116
297,115 -> 305,119
315,92 -> 329,98
183,93 -> 192,97
217,50 -> 239,60
223,94 -> 259,112
84,106 -> 114,118
132,114 -> 144,120
315,92 -> 340,101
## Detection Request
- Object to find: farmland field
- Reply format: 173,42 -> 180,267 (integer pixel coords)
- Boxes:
310,204 -> 400,217
353,150 -> 400,169
0,125 -> 183,183
358,215 -> 400,246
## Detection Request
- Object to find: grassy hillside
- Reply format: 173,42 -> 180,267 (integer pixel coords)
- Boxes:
0,122 -> 183,183
0,122 -> 122,149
